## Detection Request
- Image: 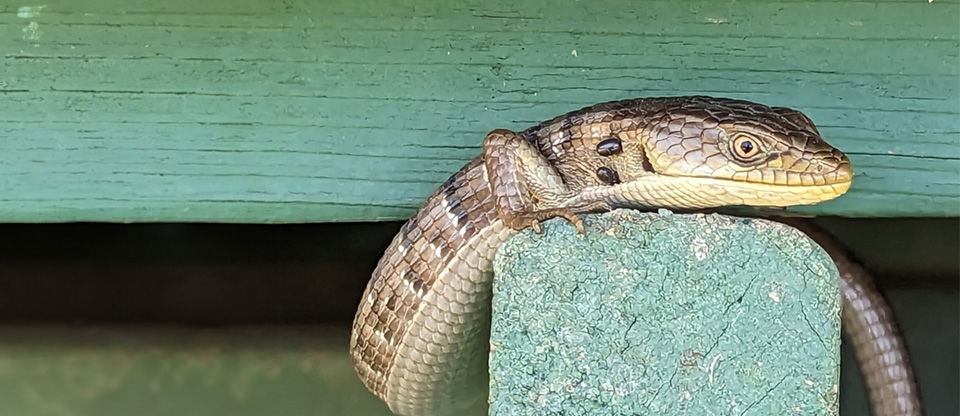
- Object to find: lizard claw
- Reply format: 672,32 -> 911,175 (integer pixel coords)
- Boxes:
502,209 -> 584,234
541,208 -> 585,234
566,214 -> 586,235
530,220 -> 542,234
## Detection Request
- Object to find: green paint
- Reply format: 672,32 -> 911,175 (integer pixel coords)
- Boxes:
490,211 -> 842,415
0,326 -> 392,416
0,0 -> 957,222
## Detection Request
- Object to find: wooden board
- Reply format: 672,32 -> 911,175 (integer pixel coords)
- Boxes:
1,0 -> 957,222
0,326 -> 394,416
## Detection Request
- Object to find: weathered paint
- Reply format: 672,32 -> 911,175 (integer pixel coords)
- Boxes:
0,0 -> 957,222
491,212 -> 842,415
16,5 -> 47,19
0,326 -> 394,416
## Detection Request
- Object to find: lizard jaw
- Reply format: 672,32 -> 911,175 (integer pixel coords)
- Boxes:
565,175 -> 852,211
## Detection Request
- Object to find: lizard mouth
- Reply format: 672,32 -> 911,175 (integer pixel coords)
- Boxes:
578,173 -> 854,211
563,173 -> 853,213
662,155 -> 855,205
661,174 -> 853,207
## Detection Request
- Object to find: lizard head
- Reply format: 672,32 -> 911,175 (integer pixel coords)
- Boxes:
636,97 -> 853,208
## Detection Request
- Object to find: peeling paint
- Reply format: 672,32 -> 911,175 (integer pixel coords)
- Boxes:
706,354 -> 723,384
16,5 -> 46,18
691,235 -> 709,261
21,21 -> 40,42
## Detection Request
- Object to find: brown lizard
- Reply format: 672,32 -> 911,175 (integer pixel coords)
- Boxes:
350,96 -> 920,416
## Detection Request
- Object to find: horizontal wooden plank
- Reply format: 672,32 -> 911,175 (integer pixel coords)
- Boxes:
0,326 -> 397,416
0,285 -> 956,415
0,0 -> 957,222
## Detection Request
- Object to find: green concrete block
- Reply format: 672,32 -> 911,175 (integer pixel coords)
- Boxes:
490,210 -> 841,415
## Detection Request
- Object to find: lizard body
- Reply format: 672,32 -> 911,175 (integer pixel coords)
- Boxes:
350,96 -> 919,416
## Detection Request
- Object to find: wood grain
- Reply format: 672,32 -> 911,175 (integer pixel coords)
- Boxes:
1,0 -> 957,222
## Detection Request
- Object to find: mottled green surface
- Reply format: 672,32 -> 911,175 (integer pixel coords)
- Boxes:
0,326 -> 393,416
0,0 -> 958,222
490,211 -> 841,415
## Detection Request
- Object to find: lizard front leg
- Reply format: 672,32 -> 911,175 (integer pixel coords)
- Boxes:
482,129 -> 586,234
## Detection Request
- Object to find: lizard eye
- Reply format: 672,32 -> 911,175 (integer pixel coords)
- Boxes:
732,135 -> 761,159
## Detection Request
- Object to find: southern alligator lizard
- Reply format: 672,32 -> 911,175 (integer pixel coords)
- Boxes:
350,96 -> 920,416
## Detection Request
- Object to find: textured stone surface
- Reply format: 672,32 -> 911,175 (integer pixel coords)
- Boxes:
490,210 -> 841,415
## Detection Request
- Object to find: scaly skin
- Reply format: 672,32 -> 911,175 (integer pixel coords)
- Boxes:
350,96 -> 920,416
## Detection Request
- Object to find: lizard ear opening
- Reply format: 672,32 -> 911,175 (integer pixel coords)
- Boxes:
635,145 -> 656,174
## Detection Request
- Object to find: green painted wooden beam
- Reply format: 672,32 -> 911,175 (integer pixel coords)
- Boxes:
0,307 -> 954,416
0,326 -> 393,416
489,211 -> 841,415
0,0 -> 957,223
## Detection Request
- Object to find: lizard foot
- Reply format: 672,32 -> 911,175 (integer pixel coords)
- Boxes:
502,209 -> 585,234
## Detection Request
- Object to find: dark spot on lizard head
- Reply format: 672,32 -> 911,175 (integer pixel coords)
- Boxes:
596,166 -> 621,185
596,138 -> 623,156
